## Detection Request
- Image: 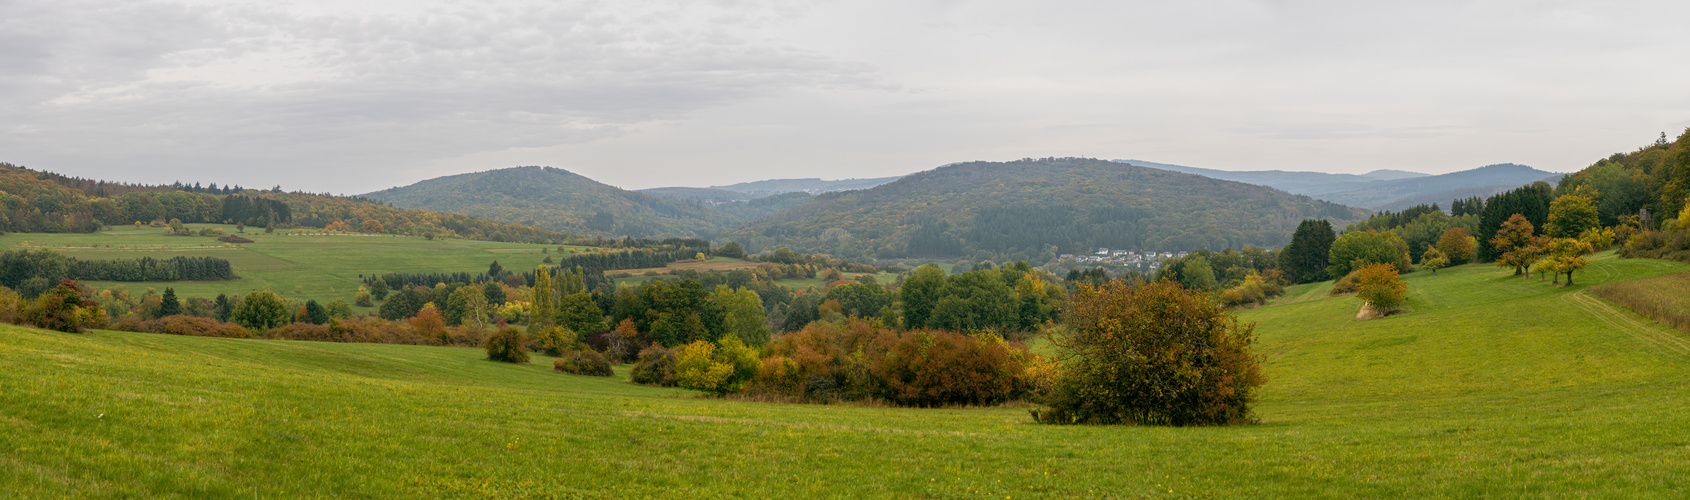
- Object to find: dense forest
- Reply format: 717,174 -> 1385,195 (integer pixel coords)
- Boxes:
727,158 -> 1368,262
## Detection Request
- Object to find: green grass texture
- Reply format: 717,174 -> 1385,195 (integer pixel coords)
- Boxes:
4,252 -> 1690,497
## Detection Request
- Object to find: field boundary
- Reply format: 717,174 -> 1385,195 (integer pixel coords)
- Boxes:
1563,291 -> 1690,361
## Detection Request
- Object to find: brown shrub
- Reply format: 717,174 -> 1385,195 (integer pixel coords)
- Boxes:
751,319 -> 1038,406
108,314 -> 250,338
871,330 -> 1029,407
553,350 -> 615,377
217,235 -> 254,244
630,345 -> 677,386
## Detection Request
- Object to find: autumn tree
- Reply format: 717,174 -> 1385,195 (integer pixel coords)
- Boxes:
1491,214 -> 1537,276
1420,246 -> 1448,275
1435,227 -> 1476,266
1034,280 -> 1265,426
1353,263 -> 1408,313
1545,238 -> 1595,286
360,219 -> 384,233
1545,193 -> 1599,239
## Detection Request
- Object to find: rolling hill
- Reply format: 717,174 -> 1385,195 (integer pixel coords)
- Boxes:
728,157 -> 1369,260
708,176 -> 903,196
361,166 -> 734,238
1118,160 -> 1564,211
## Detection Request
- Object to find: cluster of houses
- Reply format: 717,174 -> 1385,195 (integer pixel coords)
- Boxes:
1057,248 -> 1190,270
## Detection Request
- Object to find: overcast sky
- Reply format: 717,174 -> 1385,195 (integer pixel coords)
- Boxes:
3,0 -> 1687,194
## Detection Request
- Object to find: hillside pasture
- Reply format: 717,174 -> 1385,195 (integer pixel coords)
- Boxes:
0,225 -> 584,307
4,252 -> 1690,496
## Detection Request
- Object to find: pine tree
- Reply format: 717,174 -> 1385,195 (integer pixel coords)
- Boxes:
158,287 -> 181,318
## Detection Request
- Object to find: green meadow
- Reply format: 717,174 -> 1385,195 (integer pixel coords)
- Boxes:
4,252 -> 1690,497
0,225 -> 583,306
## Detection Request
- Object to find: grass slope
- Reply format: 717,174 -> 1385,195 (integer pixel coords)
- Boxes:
0,225 -> 577,307
5,253 -> 1690,497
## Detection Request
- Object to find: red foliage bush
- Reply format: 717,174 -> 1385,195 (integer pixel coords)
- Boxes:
752,319 -> 1037,406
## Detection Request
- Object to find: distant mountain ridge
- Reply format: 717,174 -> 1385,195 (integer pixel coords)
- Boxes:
1115,159 -> 1562,211
708,176 -> 903,195
727,158 -> 1368,260
362,166 -> 733,238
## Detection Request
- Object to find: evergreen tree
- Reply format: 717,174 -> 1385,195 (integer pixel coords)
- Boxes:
1277,219 -> 1336,284
303,299 -> 329,325
158,287 -> 181,318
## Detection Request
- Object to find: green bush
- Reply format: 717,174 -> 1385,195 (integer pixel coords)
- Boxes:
630,345 -> 678,386
1034,281 -> 1265,426
553,349 -> 615,377
484,326 -> 530,364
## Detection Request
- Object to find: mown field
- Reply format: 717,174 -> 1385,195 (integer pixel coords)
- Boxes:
4,252 -> 1690,497
0,225 -> 584,308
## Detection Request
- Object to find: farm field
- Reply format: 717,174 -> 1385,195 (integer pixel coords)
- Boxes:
5,253 -> 1690,496
0,225 -> 584,308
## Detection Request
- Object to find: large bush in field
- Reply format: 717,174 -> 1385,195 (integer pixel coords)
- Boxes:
674,336 -> 760,396
1034,280 -> 1265,426
1353,263 -> 1408,313
553,349 -> 615,377
484,326 -> 530,364
630,345 -> 678,386
23,279 -> 104,333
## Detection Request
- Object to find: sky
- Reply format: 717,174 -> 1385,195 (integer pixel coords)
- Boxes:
2,0 -> 1688,194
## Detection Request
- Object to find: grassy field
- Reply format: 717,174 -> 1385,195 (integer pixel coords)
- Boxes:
0,225 -> 584,308
5,252 -> 1690,497
1589,270 -> 1690,333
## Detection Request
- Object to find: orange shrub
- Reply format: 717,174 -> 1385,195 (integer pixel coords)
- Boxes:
110,314 -> 250,338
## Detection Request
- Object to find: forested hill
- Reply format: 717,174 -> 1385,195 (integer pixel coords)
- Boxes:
361,166 -> 732,238
726,157 -> 1369,262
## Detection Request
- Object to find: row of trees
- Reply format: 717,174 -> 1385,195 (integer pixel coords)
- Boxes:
0,249 -> 236,298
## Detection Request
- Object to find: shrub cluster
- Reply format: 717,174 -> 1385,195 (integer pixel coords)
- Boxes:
1217,274 -> 1284,309
110,314 -> 249,338
1034,280 -> 1265,426
750,320 -> 1041,406
553,349 -> 615,377
630,345 -> 678,386
1353,263 -> 1408,313
484,326 -> 530,364
218,235 -> 254,244
674,336 -> 759,396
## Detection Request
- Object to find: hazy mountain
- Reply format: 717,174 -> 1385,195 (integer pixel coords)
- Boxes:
638,187 -> 757,203
1114,159 -> 1404,195
362,166 -> 733,238
1317,164 -> 1565,211
708,176 -> 903,195
729,158 -> 1368,260
1117,159 -> 1562,211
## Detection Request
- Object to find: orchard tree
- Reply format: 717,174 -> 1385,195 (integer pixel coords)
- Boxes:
1491,214 -> 1537,276
1420,246 -> 1449,275
1545,238 -> 1595,286
1353,264 -> 1408,313
1436,227 -> 1476,266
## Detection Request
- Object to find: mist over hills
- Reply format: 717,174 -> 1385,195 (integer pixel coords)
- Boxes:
1115,160 -> 1562,211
